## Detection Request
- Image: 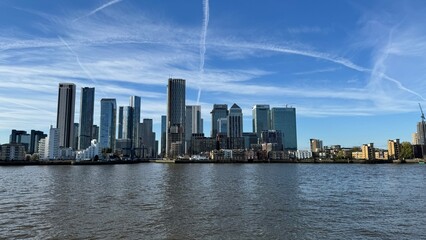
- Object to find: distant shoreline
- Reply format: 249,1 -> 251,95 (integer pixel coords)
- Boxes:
0,158 -> 424,166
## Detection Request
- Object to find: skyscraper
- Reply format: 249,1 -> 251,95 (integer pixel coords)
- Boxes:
122,106 -> 133,140
228,103 -> 243,149
56,83 -> 76,148
130,96 -> 141,150
92,125 -> 99,141
78,87 -> 95,150
271,107 -> 297,150
166,78 -> 186,158
252,105 -> 270,140
140,119 -> 156,158
161,115 -> 166,157
185,105 -> 202,154
99,98 -> 117,150
210,104 -> 228,137
73,123 -> 79,150
118,106 -> 124,139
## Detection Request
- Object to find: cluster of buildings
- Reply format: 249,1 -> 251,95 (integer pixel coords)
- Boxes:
1,78 -> 298,162
162,78 -> 297,161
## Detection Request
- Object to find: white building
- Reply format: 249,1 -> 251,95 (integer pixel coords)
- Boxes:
38,138 -> 47,160
48,126 -> 60,160
295,150 -> 313,159
76,139 -> 100,161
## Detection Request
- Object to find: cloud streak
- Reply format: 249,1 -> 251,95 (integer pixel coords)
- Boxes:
73,0 -> 123,22
197,0 -> 209,104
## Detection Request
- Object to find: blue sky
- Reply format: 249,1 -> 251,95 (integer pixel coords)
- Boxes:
1,0 -> 426,150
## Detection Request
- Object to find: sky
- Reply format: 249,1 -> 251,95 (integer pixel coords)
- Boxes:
1,0 -> 426,150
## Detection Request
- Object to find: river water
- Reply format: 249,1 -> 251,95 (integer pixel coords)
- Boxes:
1,164 -> 425,239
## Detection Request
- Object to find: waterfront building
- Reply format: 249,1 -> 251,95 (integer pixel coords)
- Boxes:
47,126 -> 60,160
76,139 -> 100,161
9,130 -> 30,152
130,96 -> 141,150
227,104 -> 244,149
261,130 -> 283,151
271,107 -> 297,150
190,134 -> 216,155
56,83 -> 76,148
29,130 -> 47,154
0,143 -> 25,161
361,143 -> 375,160
252,105 -> 270,139
242,132 -> 258,150
161,115 -> 166,157
100,98 -> 117,151
166,78 -> 186,158
140,119 -> 156,158
78,87 -> 95,150
375,150 -> 389,160
412,133 -> 419,145
310,139 -> 323,153
295,150 -> 313,159
92,125 -> 99,141
387,139 -> 400,160
115,139 -> 132,157
185,105 -> 202,154
38,138 -> 47,160
210,104 -> 228,138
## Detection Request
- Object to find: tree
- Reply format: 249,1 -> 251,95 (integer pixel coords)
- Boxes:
399,142 -> 413,160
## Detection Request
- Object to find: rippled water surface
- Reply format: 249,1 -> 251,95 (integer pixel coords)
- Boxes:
1,164 -> 426,239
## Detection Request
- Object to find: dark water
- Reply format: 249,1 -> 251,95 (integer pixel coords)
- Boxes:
1,164 -> 426,239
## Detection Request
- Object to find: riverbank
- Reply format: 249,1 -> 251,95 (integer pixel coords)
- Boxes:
1,158 -> 424,166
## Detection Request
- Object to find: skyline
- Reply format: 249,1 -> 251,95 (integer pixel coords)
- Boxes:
1,1 -> 426,149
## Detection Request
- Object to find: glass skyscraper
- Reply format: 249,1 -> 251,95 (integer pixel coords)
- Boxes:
210,104 -> 228,138
99,98 -> 117,150
78,87 -> 95,150
270,107 -> 297,150
252,104 -> 270,140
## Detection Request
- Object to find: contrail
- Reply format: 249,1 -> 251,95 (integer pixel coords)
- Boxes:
197,0 -> 209,104
73,0 -> 123,22
58,36 -> 106,97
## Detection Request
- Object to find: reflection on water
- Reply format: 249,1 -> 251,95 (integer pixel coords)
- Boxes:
1,164 -> 426,239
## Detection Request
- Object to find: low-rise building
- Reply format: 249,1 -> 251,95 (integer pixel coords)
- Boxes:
0,143 -> 25,161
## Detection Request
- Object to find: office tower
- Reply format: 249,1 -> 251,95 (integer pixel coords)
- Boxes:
30,130 -> 47,154
99,98 -> 117,150
78,87 -> 95,150
228,103 -> 243,149
166,78 -> 186,158
92,125 -> 99,141
161,115 -> 166,156
252,105 -> 270,140
210,104 -> 228,137
387,139 -> 400,160
140,119 -> 156,158
56,83 -> 76,148
416,122 -> 426,145
185,105 -> 202,154
73,123 -> 79,150
118,106 -> 133,140
310,139 -> 323,153
48,126 -> 60,160
130,96 -> 141,150
271,107 -> 297,150
217,118 -> 228,135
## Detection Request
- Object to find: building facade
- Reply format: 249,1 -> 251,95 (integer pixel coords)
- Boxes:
252,105 -> 270,140
271,107 -> 297,150
210,104 -> 228,138
99,98 -> 117,151
166,78 -> 186,158
185,105 -> 202,154
56,83 -> 76,148
130,96 -> 141,150
78,87 -> 95,150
